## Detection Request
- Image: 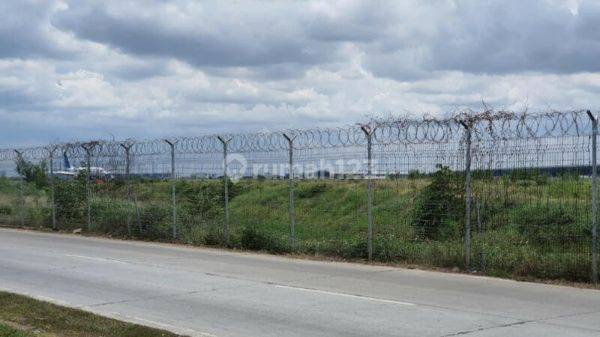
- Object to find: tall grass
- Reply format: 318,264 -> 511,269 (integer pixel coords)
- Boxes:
0,174 -> 594,283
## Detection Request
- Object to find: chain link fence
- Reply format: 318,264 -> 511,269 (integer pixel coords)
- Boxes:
0,109 -> 598,283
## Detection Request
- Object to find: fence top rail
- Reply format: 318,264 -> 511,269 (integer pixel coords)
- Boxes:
0,109 -> 594,160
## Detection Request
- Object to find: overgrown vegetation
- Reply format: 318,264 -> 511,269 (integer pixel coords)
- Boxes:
54,175 -> 86,227
510,204 -> 587,246
411,165 -> 464,240
0,163 -> 595,283
15,157 -> 48,189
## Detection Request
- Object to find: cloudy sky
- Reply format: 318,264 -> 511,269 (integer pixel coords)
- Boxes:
1,0 -> 600,147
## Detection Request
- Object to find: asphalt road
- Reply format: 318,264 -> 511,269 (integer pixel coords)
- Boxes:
0,228 -> 599,337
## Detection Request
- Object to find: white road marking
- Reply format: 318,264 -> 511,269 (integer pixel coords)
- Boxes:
274,284 -> 415,306
63,254 -> 129,264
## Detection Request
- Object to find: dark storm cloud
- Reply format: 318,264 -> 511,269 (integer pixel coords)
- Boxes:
52,1 -> 340,72
6,0 -> 600,78
428,1 -> 600,74
305,1 -> 397,43
360,0 -> 600,79
46,0 -> 600,80
0,1 -> 70,59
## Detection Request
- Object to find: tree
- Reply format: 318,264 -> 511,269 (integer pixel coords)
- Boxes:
15,156 -> 48,189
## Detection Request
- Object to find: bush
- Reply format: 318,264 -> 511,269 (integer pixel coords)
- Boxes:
240,226 -> 286,253
373,234 -> 404,262
137,202 -> 172,239
178,179 -> 240,220
90,198 -> 129,235
411,165 -> 463,240
387,172 -> 402,180
203,227 -> 228,246
510,204 -> 587,245
15,158 -> 48,189
54,179 -> 86,227
179,181 -> 223,219
471,169 -> 493,180
406,170 -> 424,180
320,236 -> 368,259
296,182 -> 327,199
507,169 -> 548,185
0,205 -> 11,215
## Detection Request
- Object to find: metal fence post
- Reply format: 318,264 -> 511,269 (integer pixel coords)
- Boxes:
81,142 -> 97,232
476,198 -> 485,272
283,133 -> 296,247
120,141 -> 133,237
48,146 -> 58,230
587,110 -> 598,284
164,139 -> 178,240
460,121 -> 472,270
14,150 -> 24,227
361,125 -> 374,261
217,136 -> 232,245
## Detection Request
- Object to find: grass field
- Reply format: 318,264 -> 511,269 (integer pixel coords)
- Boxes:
0,291 -> 185,337
0,168 -> 595,283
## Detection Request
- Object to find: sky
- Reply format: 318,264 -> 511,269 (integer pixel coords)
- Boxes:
1,0 -> 600,147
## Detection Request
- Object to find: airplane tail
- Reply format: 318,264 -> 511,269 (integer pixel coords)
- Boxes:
63,152 -> 71,170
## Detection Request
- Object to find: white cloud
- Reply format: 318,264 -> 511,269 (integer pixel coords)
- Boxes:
55,70 -> 120,109
2,0 -> 600,146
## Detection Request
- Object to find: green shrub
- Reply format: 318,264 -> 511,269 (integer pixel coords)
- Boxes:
203,227 -> 228,246
54,179 -> 86,227
240,226 -> 287,253
137,202 -> 172,239
320,236 -> 368,259
411,165 -> 463,240
93,179 -> 126,195
510,204 -> 587,245
406,170 -> 425,180
471,169 -> 494,180
90,198 -> 130,235
296,182 -> 327,199
507,169 -> 548,185
0,177 -> 15,191
25,204 -> 51,228
387,172 -> 403,180
373,234 -> 404,262
179,180 -> 223,219
0,205 -> 11,215
15,158 -> 48,189
483,244 -> 590,282
402,241 -> 464,268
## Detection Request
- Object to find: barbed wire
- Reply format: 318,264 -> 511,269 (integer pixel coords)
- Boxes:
0,109 -> 593,161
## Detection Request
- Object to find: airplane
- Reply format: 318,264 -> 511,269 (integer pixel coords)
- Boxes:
54,153 -> 111,179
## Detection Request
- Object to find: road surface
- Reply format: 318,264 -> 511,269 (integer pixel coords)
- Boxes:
0,228 -> 598,337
